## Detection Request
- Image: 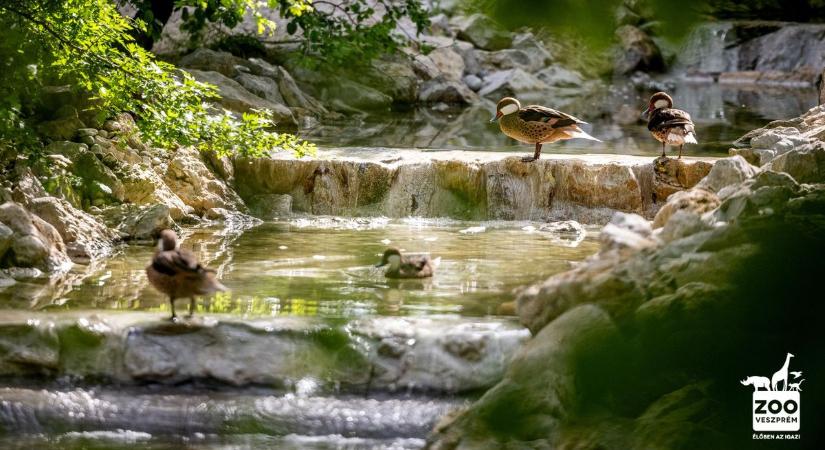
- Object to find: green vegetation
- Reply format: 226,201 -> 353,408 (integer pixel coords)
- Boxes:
130,0 -> 430,67
0,0 -> 314,158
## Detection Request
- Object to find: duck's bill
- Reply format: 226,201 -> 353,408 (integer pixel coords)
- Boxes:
640,108 -> 650,120
375,262 -> 387,268
490,111 -> 502,122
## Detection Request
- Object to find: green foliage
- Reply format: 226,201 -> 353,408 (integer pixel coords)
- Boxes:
0,0 -> 314,158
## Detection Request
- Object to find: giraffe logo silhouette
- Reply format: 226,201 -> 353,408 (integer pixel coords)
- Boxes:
741,353 -> 802,433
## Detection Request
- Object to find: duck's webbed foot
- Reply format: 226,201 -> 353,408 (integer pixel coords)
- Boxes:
521,155 -> 537,163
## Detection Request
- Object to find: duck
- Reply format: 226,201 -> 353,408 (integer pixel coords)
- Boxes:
642,92 -> 697,159
491,97 -> 601,162
146,229 -> 226,320
375,248 -> 436,279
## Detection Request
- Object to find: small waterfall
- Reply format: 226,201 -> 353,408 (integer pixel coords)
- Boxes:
675,22 -> 737,74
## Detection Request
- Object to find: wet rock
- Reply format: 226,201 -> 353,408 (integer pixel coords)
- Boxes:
27,197 -> 118,263
452,14 -> 513,51
234,150 -> 712,221
478,68 -> 549,102
178,48 -> 248,77
100,204 -> 174,241
419,78 -> 478,104
163,147 -> 245,216
185,69 -> 295,125
652,188 -> 720,229
273,66 -> 329,116
0,202 -> 72,272
695,155 -> 756,193
614,25 -> 665,74
247,194 -> 293,219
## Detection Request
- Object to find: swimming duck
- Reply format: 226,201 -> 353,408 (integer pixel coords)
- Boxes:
375,248 -> 436,279
642,92 -> 697,159
491,97 -> 601,162
146,229 -> 226,320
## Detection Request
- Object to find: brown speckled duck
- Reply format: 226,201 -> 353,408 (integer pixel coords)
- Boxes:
643,92 -> 697,159
491,97 -> 601,162
146,229 -> 226,320
375,248 -> 437,279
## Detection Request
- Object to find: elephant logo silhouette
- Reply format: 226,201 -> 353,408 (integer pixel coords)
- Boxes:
741,352 -> 802,433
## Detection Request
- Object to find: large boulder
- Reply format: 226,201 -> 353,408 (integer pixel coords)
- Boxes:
100,204 -> 174,241
119,165 -> 192,219
26,197 -> 118,263
695,155 -> 757,193
419,78 -> 479,104
0,202 -> 72,272
614,25 -> 665,74
478,68 -> 549,102
452,14 -> 513,51
178,48 -> 248,77
185,69 -> 295,125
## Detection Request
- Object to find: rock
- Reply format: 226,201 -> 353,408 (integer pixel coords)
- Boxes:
652,188 -> 720,229
178,48 -> 248,77
102,113 -> 137,134
100,204 -> 173,241
163,147 -> 245,216
362,57 -> 420,104
452,40 -> 483,76
27,197 -> 117,263
511,32 -> 553,67
246,194 -> 293,219
614,25 -> 665,74
0,223 -> 12,259
453,14 -> 512,51
273,66 -> 329,116
426,46 -> 465,81
652,156 -> 714,203
463,74 -> 483,91
419,78 -> 479,104
38,116 -> 85,141
479,48 -> 542,73
234,73 -> 286,104
478,68 -> 549,102
119,165 -> 192,219
0,202 -> 72,272
74,152 -> 125,203
45,141 -> 88,161
766,143 -> 825,183
600,212 -> 655,251
695,155 -> 757,193
535,66 -> 586,88
316,78 -> 393,112
184,69 -> 295,125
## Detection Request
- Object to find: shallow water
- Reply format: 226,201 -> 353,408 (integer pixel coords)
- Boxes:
2,218 -> 598,317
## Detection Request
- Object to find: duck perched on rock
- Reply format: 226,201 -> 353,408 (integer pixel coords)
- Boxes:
491,97 -> 601,162
146,229 -> 226,320
375,248 -> 437,279
642,92 -> 697,159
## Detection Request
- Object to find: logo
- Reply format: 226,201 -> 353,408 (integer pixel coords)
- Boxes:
740,352 -> 803,435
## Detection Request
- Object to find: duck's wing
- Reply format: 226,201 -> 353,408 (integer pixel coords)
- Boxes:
648,108 -> 693,132
400,255 -> 433,277
151,249 -> 202,277
519,105 -> 586,127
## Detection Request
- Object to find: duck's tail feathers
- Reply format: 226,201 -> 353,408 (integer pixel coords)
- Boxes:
431,256 -> 442,268
568,127 -> 602,142
684,133 -> 698,144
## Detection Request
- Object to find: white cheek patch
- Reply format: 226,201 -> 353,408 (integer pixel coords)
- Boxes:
654,99 -> 670,109
500,104 -> 519,115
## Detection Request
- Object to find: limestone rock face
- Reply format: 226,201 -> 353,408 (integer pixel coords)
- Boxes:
119,165 -> 192,220
652,156 -> 714,203
478,68 -> 549,102
695,155 -> 757,193
100,204 -> 174,241
163,147 -> 245,216
27,197 -> 118,263
652,188 -> 720,229
233,151 -> 713,222
419,78 -> 479,104
178,48 -> 248,77
0,202 -> 72,272
614,25 -> 665,74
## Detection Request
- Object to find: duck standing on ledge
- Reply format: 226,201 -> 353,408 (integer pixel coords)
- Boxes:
491,97 -> 601,162
375,248 -> 437,279
642,92 -> 697,159
146,229 -> 226,320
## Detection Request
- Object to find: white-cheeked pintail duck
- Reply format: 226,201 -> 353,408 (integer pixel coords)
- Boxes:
375,248 -> 437,279
643,92 -> 697,159
491,97 -> 601,162
146,229 -> 227,320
